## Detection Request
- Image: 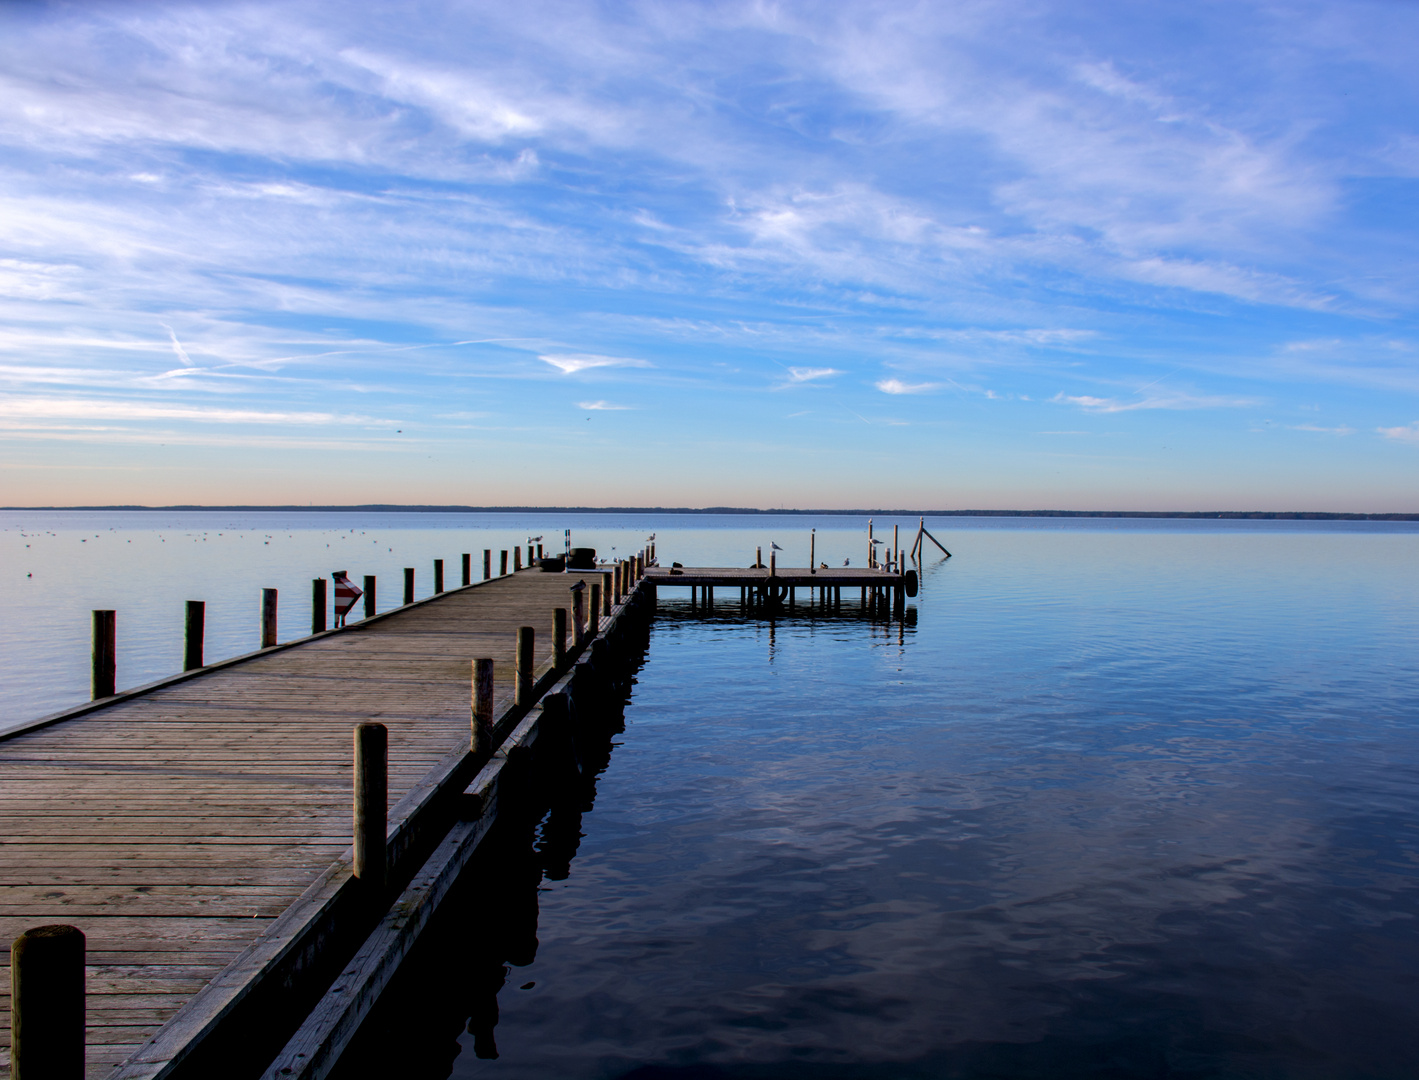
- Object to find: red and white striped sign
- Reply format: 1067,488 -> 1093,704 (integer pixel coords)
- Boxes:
333,571 -> 363,618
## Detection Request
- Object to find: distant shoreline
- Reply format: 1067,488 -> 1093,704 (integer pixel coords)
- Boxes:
3,505 -> 1416,520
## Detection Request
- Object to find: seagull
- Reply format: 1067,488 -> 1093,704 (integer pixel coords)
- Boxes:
528,535 -> 542,542
842,558 -> 850,566
770,542 -> 783,551
870,538 -> 883,545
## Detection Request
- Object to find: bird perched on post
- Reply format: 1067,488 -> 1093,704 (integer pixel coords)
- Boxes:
770,542 -> 783,552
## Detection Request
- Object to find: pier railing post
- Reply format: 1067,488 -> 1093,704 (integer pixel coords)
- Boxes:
500,550 -> 508,576
403,568 -> 414,605
10,923 -> 85,1080
183,600 -> 204,671
472,659 -> 494,757
434,559 -> 444,594
461,553 -> 471,587
260,589 -> 278,649
810,529 -> 815,573
483,550 -> 491,581
516,627 -> 534,707
513,548 -> 522,572
353,723 -> 388,891
90,610 -> 116,699
312,578 -> 327,635
554,608 -> 567,668
613,563 -> 622,602
602,572 -> 612,615
590,584 -> 601,636
570,582 -> 585,646
363,576 -> 376,619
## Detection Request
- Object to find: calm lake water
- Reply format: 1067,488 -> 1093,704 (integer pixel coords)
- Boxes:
5,512 -> 1419,1077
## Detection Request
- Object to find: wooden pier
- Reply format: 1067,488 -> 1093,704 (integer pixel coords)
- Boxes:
1,559 -> 652,1080
2,544 -> 935,1079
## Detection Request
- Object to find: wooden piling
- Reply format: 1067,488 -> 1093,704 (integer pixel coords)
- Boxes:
756,545 -> 762,569
500,551 -> 508,576
706,584 -> 714,610
471,659 -> 494,757
810,529 -> 816,573
352,723 -> 387,890
513,548 -> 522,572
603,572 -> 612,615
10,923 -> 85,1080
312,578 -> 327,635
570,582 -> 585,646
516,627 -> 535,707
363,575 -> 376,619
590,583 -> 601,635
868,518 -> 874,568
553,608 -> 567,668
434,559 -> 444,594
483,549 -> 492,581
261,589 -> 278,649
403,568 -> 414,606
613,563 -> 623,601
527,544 -> 534,567
461,553 -> 471,587
182,601 -> 205,672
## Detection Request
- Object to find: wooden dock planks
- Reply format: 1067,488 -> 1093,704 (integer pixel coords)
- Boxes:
0,568 -> 612,1079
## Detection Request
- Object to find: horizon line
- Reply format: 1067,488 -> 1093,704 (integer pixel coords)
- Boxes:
3,505 -> 1417,521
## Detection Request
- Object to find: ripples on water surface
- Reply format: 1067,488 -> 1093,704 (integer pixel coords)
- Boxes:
5,513 -> 1419,1076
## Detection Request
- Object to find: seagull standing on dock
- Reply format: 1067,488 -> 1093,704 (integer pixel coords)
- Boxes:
842,558 -> 850,566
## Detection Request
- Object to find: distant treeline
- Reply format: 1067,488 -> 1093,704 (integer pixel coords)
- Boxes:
6,505 -> 1417,520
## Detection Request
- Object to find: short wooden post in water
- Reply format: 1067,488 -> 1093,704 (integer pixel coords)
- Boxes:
483,549 -> 492,581
553,607 -> 567,668
312,578 -> 327,635
261,589 -> 278,649
770,549 -> 777,576
500,550 -> 509,576
513,547 -> 522,572
10,923 -> 86,1080
353,723 -> 388,890
756,545 -> 762,569
183,600 -> 204,671
90,609 -> 116,700
471,659 -> 494,757
364,575 -> 376,619
461,553 -> 472,587
590,583 -> 601,635
434,559 -> 444,594
516,626 -> 534,707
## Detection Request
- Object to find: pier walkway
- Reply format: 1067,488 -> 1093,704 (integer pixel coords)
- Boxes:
0,565 -> 626,1079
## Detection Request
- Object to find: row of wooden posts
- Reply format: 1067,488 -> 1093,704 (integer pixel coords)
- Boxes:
86,544 -> 651,702
14,552 -> 650,1080
687,582 -> 905,616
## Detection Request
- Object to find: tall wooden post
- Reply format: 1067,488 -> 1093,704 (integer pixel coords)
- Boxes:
90,609 -> 116,700
516,627 -> 534,707
589,584 -> 601,636
403,568 -> 414,605
10,923 -> 85,1080
602,573 -> 612,615
613,563 -> 622,601
868,518 -> 874,568
893,524 -> 899,573
363,576 -> 376,619
483,549 -> 491,581
553,608 -> 567,668
500,550 -> 508,576
570,583 -> 585,646
434,559 -> 444,594
513,548 -> 522,572
183,601 -> 204,671
810,529 -> 815,573
353,723 -> 387,890
461,553 -> 471,587
260,589 -> 278,649
312,578 -> 327,634
471,659 -> 494,757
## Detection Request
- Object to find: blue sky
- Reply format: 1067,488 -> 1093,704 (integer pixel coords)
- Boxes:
1,0 -> 1417,510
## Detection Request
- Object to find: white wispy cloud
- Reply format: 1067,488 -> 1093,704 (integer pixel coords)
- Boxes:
1053,391 -> 1255,413
1290,424 -> 1355,435
784,367 -> 841,383
540,354 -> 652,375
1378,423 -> 1419,443
578,400 -> 632,410
0,397 -> 392,426
876,378 -> 939,394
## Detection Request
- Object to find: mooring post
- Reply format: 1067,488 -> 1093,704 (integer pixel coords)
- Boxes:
570,582 -> 586,646
893,524 -> 899,573
260,589 -> 278,649
868,518 -> 874,568
312,578 -> 327,635
590,583 -> 601,636
810,529 -> 816,573
513,547 -> 522,572
472,659 -> 494,757
461,553 -> 471,587
527,544 -> 534,567
483,549 -> 492,581
553,608 -> 567,668
183,600 -> 204,671
602,572 -> 612,615
353,722 -> 387,891
613,562 -> 622,602
770,549 -> 776,577
10,923 -> 85,1080
401,568 -> 414,605
516,627 -> 534,707
364,575 -> 376,619
434,559 -> 444,594
500,550 -> 508,576
756,545 -> 762,569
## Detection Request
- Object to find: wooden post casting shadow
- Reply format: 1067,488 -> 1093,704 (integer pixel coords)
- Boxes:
483,550 -> 491,581
363,576 -> 376,620
91,610 -> 116,700
472,659 -> 494,758
184,600 -> 204,671
500,551 -> 508,576
403,568 -> 415,606
434,559 -> 444,594
515,627 -> 535,708
10,923 -> 86,1080
260,589 -> 278,649
312,578 -> 327,635
353,723 -> 388,892
461,553 -> 471,587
